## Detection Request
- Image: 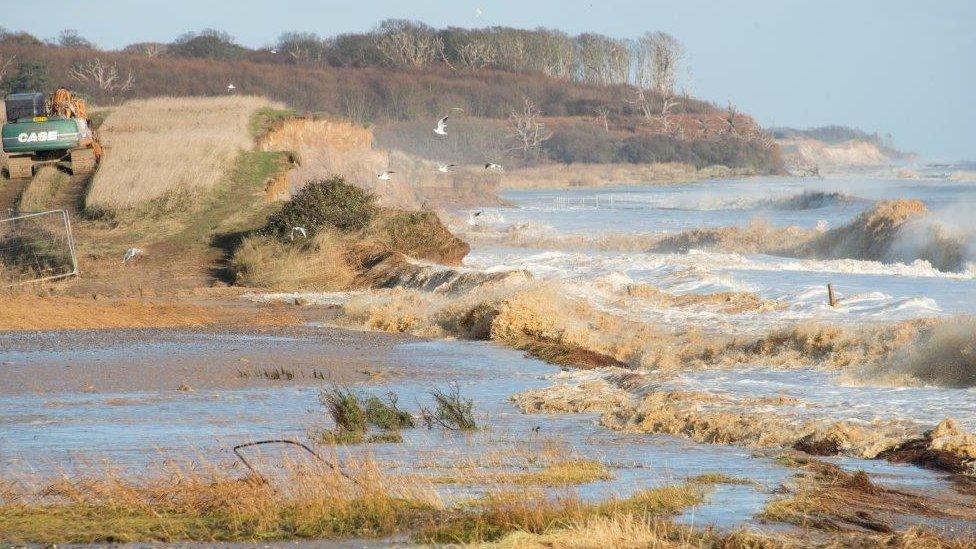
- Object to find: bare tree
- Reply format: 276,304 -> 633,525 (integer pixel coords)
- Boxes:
507,97 -> 553,157
632,32 -> 686,133
646,32 -> 685,98
493,31 -> 527,72
375,20 -> 443,68
122,42 -> 168,58
0,54 -> 15,83
69,58 -> 135,95
455,39 -> 495,70
594,106 -> 610,133
141,43 -> 166,58
723,101 -> 739,135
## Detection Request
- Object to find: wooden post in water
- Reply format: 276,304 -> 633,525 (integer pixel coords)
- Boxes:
827,283 -> 837,307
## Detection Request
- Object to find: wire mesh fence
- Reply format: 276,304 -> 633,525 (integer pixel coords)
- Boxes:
0,209 -> 78,286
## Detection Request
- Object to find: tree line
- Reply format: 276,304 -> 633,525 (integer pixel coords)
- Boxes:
3,21 -> 688,93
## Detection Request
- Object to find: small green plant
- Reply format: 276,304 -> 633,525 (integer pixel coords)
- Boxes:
421,384 -> 477,431
365,392 -> 415,430
313,429 -> 366,445
264,175 -> 376,239
249,107 -> 299,138
236,367 -> 295,380
320,386 -> 368,433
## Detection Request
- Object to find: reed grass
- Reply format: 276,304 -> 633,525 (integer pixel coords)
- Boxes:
86,96 -> 279,212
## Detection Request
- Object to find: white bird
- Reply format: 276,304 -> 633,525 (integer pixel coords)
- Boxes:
437,163 -> 456,173
227,83 -> 236,93
434,116 -> 449,136
377,171 -> 395,181
289,226 -> 308,241
475,7 -> 483,17
122,247 -> 145,264
484,163 -> 503,172
467,211 -> 482,226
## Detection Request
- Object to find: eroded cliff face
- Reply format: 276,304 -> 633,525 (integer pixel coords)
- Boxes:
777,137 -> 899,174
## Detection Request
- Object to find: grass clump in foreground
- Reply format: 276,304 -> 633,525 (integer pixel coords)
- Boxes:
0,462 -> 436,544
416,484 -> 707,544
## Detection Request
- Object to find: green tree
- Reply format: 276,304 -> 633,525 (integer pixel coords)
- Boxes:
171,29 -> 245,60
2,60 -> 50,94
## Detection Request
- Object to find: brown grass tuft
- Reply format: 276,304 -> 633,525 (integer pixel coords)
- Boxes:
18,166 -> 68,212
230,232 -> 357,291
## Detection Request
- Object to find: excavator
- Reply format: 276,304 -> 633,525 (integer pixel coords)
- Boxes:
1,88 -> 102,179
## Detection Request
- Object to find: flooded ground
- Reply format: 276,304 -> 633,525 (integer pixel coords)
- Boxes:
0,328 -> 966,533
2,175 -> 974,537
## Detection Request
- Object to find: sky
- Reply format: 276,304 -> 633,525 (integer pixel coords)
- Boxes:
4,0 -> 974,160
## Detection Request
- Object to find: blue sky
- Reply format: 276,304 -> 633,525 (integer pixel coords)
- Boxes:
5,0 -> 974,160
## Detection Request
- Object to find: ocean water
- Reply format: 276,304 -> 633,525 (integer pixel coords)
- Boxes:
462,176 -> 976,329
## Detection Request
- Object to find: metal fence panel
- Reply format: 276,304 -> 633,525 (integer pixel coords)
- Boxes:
0,209 -> 79,286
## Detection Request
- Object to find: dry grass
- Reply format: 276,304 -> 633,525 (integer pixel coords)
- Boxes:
0,459 -> 438,544
18,166 -> 68,212
417,484 -> 707,544
488,514 -> 972,548
231,232 -> 357,291
86,96 -> 279,212
0,295 -> 298,331
427,459 -> 613,487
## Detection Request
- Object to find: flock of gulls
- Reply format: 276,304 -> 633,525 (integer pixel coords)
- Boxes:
124,112 -> 499,263
375,114 -> 504,182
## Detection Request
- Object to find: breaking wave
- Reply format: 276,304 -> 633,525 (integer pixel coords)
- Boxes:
642,190 -> 859,212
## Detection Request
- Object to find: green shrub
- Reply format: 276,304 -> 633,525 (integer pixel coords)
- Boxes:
249,107 -> 299,138
421,384 -> 477,431
365,392 -> 415,430
320,386 -> 368,433
265,175 -> 376,238
543,122 -> 616,163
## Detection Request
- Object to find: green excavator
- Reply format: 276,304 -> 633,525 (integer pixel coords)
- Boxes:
2,89 -> 100,179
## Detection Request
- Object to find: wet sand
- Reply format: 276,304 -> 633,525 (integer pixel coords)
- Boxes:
0,323 -> 416,395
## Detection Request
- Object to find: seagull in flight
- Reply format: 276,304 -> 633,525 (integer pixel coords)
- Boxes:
467,211 -> 482,226
226,83 -> 236,93
289,226 -> 308,241
475,7 -> 483,17
434,116 -> 449,136
122,247 -> 145,264
437,163 -> 456,173
484,163 -> 503,172
377,171 -> 395,181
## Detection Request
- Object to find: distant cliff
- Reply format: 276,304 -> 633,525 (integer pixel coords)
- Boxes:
771,125 -> 911,174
